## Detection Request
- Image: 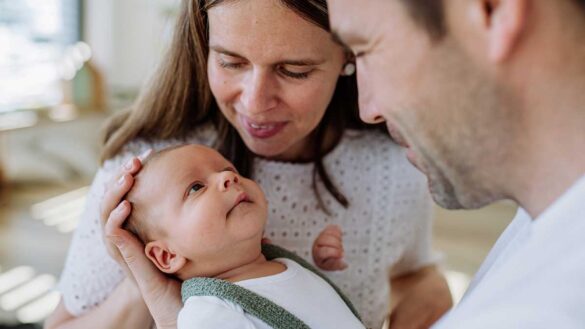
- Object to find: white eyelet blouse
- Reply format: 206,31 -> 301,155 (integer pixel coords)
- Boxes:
57,125 -> 438,329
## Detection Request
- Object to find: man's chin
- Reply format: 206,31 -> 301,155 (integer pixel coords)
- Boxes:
406,148 -> 426,174
427,176 -> 465,209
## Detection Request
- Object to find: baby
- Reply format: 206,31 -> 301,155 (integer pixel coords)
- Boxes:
124,144 -> 363,329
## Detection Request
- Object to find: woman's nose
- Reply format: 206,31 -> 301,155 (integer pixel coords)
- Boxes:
218,171 -> 239,191
240,69 -> 278,115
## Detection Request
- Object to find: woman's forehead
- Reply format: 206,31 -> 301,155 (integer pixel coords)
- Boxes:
207,0 -> 335,61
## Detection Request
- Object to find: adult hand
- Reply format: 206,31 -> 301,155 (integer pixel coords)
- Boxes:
388,266 -> 452,329
99,153 -> 147,269
312,225 -> 348,271
101,151 -> 182,329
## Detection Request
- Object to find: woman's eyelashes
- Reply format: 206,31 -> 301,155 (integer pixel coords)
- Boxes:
278,66 -> 311,80
217,59 -> 312,80
218,59 -> 244,69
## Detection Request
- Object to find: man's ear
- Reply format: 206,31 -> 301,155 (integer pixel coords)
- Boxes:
144,241 -> 187,275
474,0 -> 529,62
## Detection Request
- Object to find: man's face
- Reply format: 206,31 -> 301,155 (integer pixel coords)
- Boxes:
328,0 -> 515,209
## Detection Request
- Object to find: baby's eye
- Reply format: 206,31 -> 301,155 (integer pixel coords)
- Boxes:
188,183 -> 205,195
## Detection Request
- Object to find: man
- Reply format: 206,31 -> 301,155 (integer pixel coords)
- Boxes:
327,0 -> 585,328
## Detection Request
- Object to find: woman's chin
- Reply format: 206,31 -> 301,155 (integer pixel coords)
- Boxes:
243,139 -> 292,160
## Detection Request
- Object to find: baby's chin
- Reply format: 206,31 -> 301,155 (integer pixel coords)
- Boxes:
180,239 -> 265,280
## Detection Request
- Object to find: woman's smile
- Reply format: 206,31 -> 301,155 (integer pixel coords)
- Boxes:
238,113 -> 288,139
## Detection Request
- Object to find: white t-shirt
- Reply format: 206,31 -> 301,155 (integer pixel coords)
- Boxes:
433,175 -> 585,329
178,258 -> 365,329
58,126 -> 437,328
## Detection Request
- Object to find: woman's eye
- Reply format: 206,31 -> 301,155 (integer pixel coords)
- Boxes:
188,183 -> 205,195
218,59 -> 244,69
279,67 -> 311,80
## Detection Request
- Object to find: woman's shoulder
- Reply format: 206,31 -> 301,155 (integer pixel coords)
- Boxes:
103,124 -> 218,171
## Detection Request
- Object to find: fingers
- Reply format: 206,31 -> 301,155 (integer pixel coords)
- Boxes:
100,153 -> 148,228
314,244 -> 348,272
312,225 -> 347,271
316,246 -> 344,260
104,201 -> 160,283
319,258 -> 349,272
314,232 -> 343,249
314,224 -> 343,249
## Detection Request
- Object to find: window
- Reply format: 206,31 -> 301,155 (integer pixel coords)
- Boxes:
0,0 -> 82,114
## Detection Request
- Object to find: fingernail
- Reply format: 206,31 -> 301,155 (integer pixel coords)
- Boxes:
116,201 -> 126,213
138,149 -> 153,162
118,175 -> 126,185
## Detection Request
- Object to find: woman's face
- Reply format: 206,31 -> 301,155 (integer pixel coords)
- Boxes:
207,0 -> 346,161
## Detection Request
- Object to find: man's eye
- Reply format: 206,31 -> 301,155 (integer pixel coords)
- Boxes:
188,183 -> 205,195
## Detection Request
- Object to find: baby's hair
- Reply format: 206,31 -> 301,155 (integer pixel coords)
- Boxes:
123,144 -> 196,244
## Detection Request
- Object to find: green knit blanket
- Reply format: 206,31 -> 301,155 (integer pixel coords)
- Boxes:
181,244 -> 362,329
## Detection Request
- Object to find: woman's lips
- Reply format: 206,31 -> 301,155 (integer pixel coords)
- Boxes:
239,115 -> 287,139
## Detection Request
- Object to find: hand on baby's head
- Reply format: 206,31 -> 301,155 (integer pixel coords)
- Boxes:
312,224 -> 348,271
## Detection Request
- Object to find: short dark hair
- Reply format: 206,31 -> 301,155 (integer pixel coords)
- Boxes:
401,0 -> 585,39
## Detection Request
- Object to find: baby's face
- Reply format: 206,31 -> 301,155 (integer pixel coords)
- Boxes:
138,145 -> 267,277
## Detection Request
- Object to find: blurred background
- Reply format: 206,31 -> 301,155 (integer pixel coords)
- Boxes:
0,0 -> 516,327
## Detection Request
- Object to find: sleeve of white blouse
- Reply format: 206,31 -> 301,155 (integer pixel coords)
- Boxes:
390,166 -> 441,278
56,154 -> 133,316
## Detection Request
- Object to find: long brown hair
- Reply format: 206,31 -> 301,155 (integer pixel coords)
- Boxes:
101,0 -> 384,212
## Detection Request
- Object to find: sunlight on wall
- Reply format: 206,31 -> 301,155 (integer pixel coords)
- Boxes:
31,186 -> 88,233
0,266 -> 59,323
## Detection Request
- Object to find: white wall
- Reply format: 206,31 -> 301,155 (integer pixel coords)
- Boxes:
84,0 -> 178,96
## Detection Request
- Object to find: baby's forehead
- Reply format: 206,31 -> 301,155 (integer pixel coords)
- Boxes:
151,145 -> 221,170
141,144 -> 231,181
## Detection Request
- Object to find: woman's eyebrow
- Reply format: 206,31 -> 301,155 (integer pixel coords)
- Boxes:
210,45 -> 325,66
210,45 -> 245,58
279,59 -> 325,66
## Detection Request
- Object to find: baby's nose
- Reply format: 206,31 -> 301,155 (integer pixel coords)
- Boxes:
220,172 -> 239,190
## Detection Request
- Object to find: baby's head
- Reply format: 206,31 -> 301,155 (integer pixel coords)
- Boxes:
125,144 -> 268,280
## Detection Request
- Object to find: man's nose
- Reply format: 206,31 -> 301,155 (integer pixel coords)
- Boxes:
218,171 -> 239,191
357,67 -> 385,124
359,97 -> 385,124
240,69 -> 278,115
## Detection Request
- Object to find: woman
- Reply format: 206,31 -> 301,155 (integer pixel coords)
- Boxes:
45,0 -> 452,328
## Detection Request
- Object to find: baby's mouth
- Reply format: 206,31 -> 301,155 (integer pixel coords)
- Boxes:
226,192 -> 252,218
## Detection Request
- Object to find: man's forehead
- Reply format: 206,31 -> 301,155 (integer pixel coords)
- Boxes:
328,0 -> 384,45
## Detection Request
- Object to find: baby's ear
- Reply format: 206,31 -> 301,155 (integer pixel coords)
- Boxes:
144,241 -> 187,274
